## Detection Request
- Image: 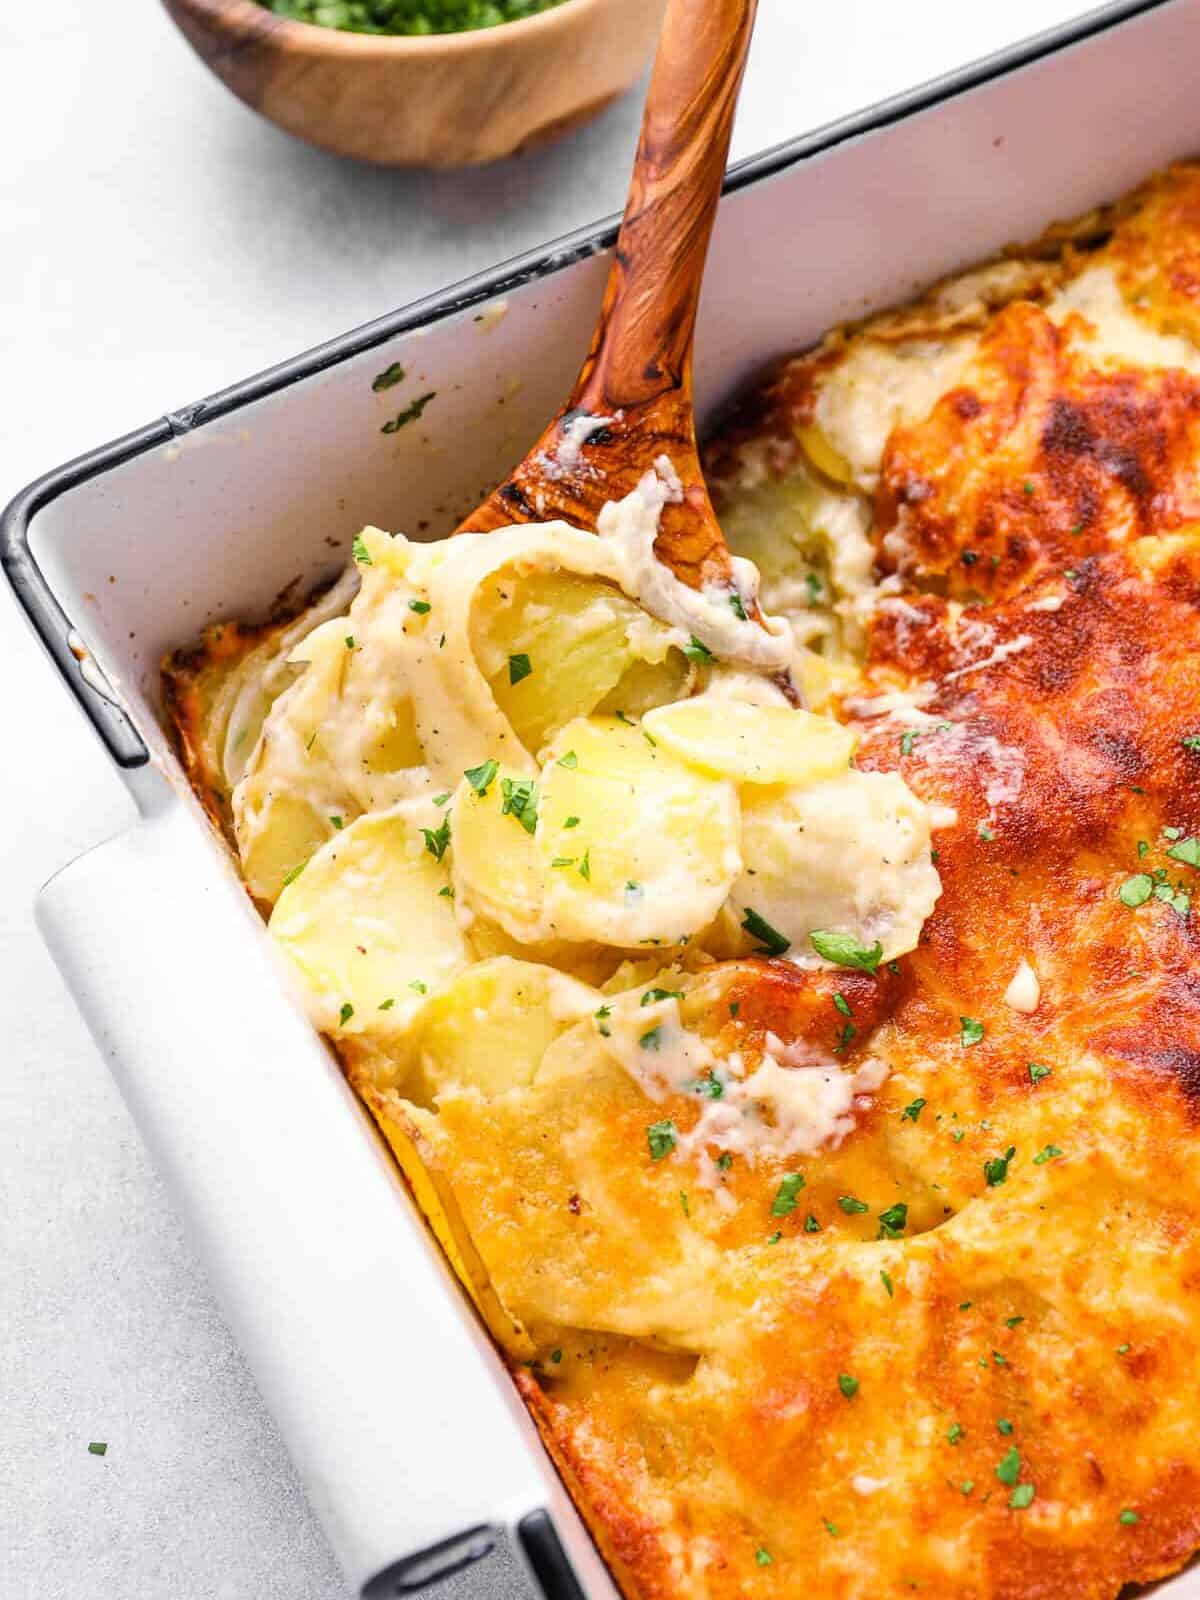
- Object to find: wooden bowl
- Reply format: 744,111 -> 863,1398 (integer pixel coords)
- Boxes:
161,0 -> 668,168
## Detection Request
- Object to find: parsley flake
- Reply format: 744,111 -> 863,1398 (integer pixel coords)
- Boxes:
902,1097 -> 926,1123
877,1202 -> 908,1239
281,859 -> 308,889
804,1213 -> 821,1233
508,652 -> 532,686
996,1447 -> 1021,1486
352,533 -> 372,564
381,391 -> 436,433
408,599 -> 431,614
421,817 -> 451,863
742,907 -> 791,957
947,1422 -> 964,1445
1032,1144 -> 1062,1165
88,1441 -> 108,1456
838,1373 -> 859,1400
464,759 -> 498,796
809,929 -> 883,973
339,1003 -> 354,1027
838,1195 -> 869,1215
1009,1484 -> 1035,1510
729,591 -> 748,621
500,777 -> 538,835
961,1016 -> 985,1047
755,1547 -> 773,1567
1028,1062 -> 1052,1084
984,1146 -> 1016,1186
639,1027 -> 663,1052
558,750 -> 578,769
684,634 -> 715,663
1119,1509 -> 1139,1526
833,992 -> 852,1017
880,1269 -> 894,1297
771,1173 -> 806,1216
371,361 -> 406,392
378,998 -> 395,1011
646,1120 -> 676,1161
1119,873 -> 1154,907
1167,835 -> 1200,868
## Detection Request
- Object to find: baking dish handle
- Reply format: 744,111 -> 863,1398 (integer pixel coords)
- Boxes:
35,802 -> 596,1600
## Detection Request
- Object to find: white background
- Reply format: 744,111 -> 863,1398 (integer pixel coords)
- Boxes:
1,2 -> 1098,1595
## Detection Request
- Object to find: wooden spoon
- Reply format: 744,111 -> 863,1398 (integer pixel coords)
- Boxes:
456,0 -> 759,600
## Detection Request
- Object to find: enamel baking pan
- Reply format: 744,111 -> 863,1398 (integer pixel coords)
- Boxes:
6,2 -> 1200,1594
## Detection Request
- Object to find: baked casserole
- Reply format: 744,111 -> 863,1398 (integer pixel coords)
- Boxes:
165,164 -> 1200,1600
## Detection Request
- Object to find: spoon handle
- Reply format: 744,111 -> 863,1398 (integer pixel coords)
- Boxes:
572,0 -> 759,417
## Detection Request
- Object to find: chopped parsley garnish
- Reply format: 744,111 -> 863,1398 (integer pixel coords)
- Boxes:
741,907 -> 791,957
755,1547 -> 773,1567
339,1003 -> 354,1026
680,1192 -> 690,1217
433,792 -> 451,806
992,1350 -> 1008,1367
1032,1144 -> 1062,1165
960,1016 -> 985,1048
877,1202 -> 908,1238
500,776 -> 538,834
962,550 -> 980,566
900,721 -> 953,756
421,817 -> 451,862
684,634 -> 715,663
646,1119 -> 676,1161
88,1441 -> 108,1456
833,992 -> 852,1017
960,1480 -> 975,1496
1119,1508 -> 1139,1526
1183,736 -> 1200,752
1138,839 -> 1149,858
822,1519 -> 840,1538
729,591 -> 748,621
352,533 -> 372,564
834,1021 -> 856,1053
880,1269 -> 894,1297
996,1447 -> 1021,1486
729,1001 -> 740,1019
838,1194 -> 869,1215
959,1300 -> 973,1311
947,1422 -> 964,1445
804,1213 -> 821,1233
837,1373 -> 859,1400
594,1005 -> 611,1037
1023,480 -> 1035,496
408,599 -> 431,614
716,1152 -> 733,1171
508,652 -> 532,685
1119,873 -> 1154,907
639,1027 -> 663,1052
998,1418 -> 1014,1433
558,750 -> 578,769
978,823 -> 995,842
281,859 -> 308,888
1117,1342 -> 1131,1355
1164,826 -> 1184,840
550,1348 -> 563,1364
690,1075 -> 724,1099
371,362 -> 406,392
378,998 -> 395,1011
984,1146 -> 1016,1186
642,988 -> 683,1006
809,930 -> 883,973
381,391 -> 436,433
1005,1316 -> 1024,1329
806,572 -> 823,604
1009,1484 -> 1035,1510
1028,1062 -> 1052,1084
344,635 -> 355,649
550,856 -> 577,870
1167,835 -> 1200,867
438,885 -> 453,898
564,815 -> 580,829
902,1097 -> 926,1123
409,980 -> 427,995
330,815 -> 344,830
625,880 -> 644,903
771,1173 -> 805,1216
464,758 -> 498,796
579,849 -> 591,881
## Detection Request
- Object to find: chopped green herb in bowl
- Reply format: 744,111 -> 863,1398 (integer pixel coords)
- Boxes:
258,0 -> 570,32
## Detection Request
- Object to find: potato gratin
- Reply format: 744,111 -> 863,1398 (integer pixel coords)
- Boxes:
166,166 -> 1200,1600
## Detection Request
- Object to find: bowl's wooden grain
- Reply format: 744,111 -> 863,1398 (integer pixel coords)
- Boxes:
161,0 -> 667,168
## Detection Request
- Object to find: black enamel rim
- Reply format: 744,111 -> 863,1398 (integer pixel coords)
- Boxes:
0,1 -> 1175,1592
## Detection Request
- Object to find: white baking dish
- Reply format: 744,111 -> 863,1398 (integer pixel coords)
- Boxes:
7,2 -> 1200,1594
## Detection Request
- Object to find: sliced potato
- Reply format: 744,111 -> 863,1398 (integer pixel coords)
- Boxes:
729,769 -> 941,965
416,957 -> 598,1098
539,716 -> 741,947
471,570 -> 683,756
269,807 -> 469,1033
451,764 -> 547,942
239,790 -> 338,906
642,699 -> 857,786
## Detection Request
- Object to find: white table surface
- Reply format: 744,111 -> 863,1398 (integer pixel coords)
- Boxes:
1,2 -> 1098,1595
